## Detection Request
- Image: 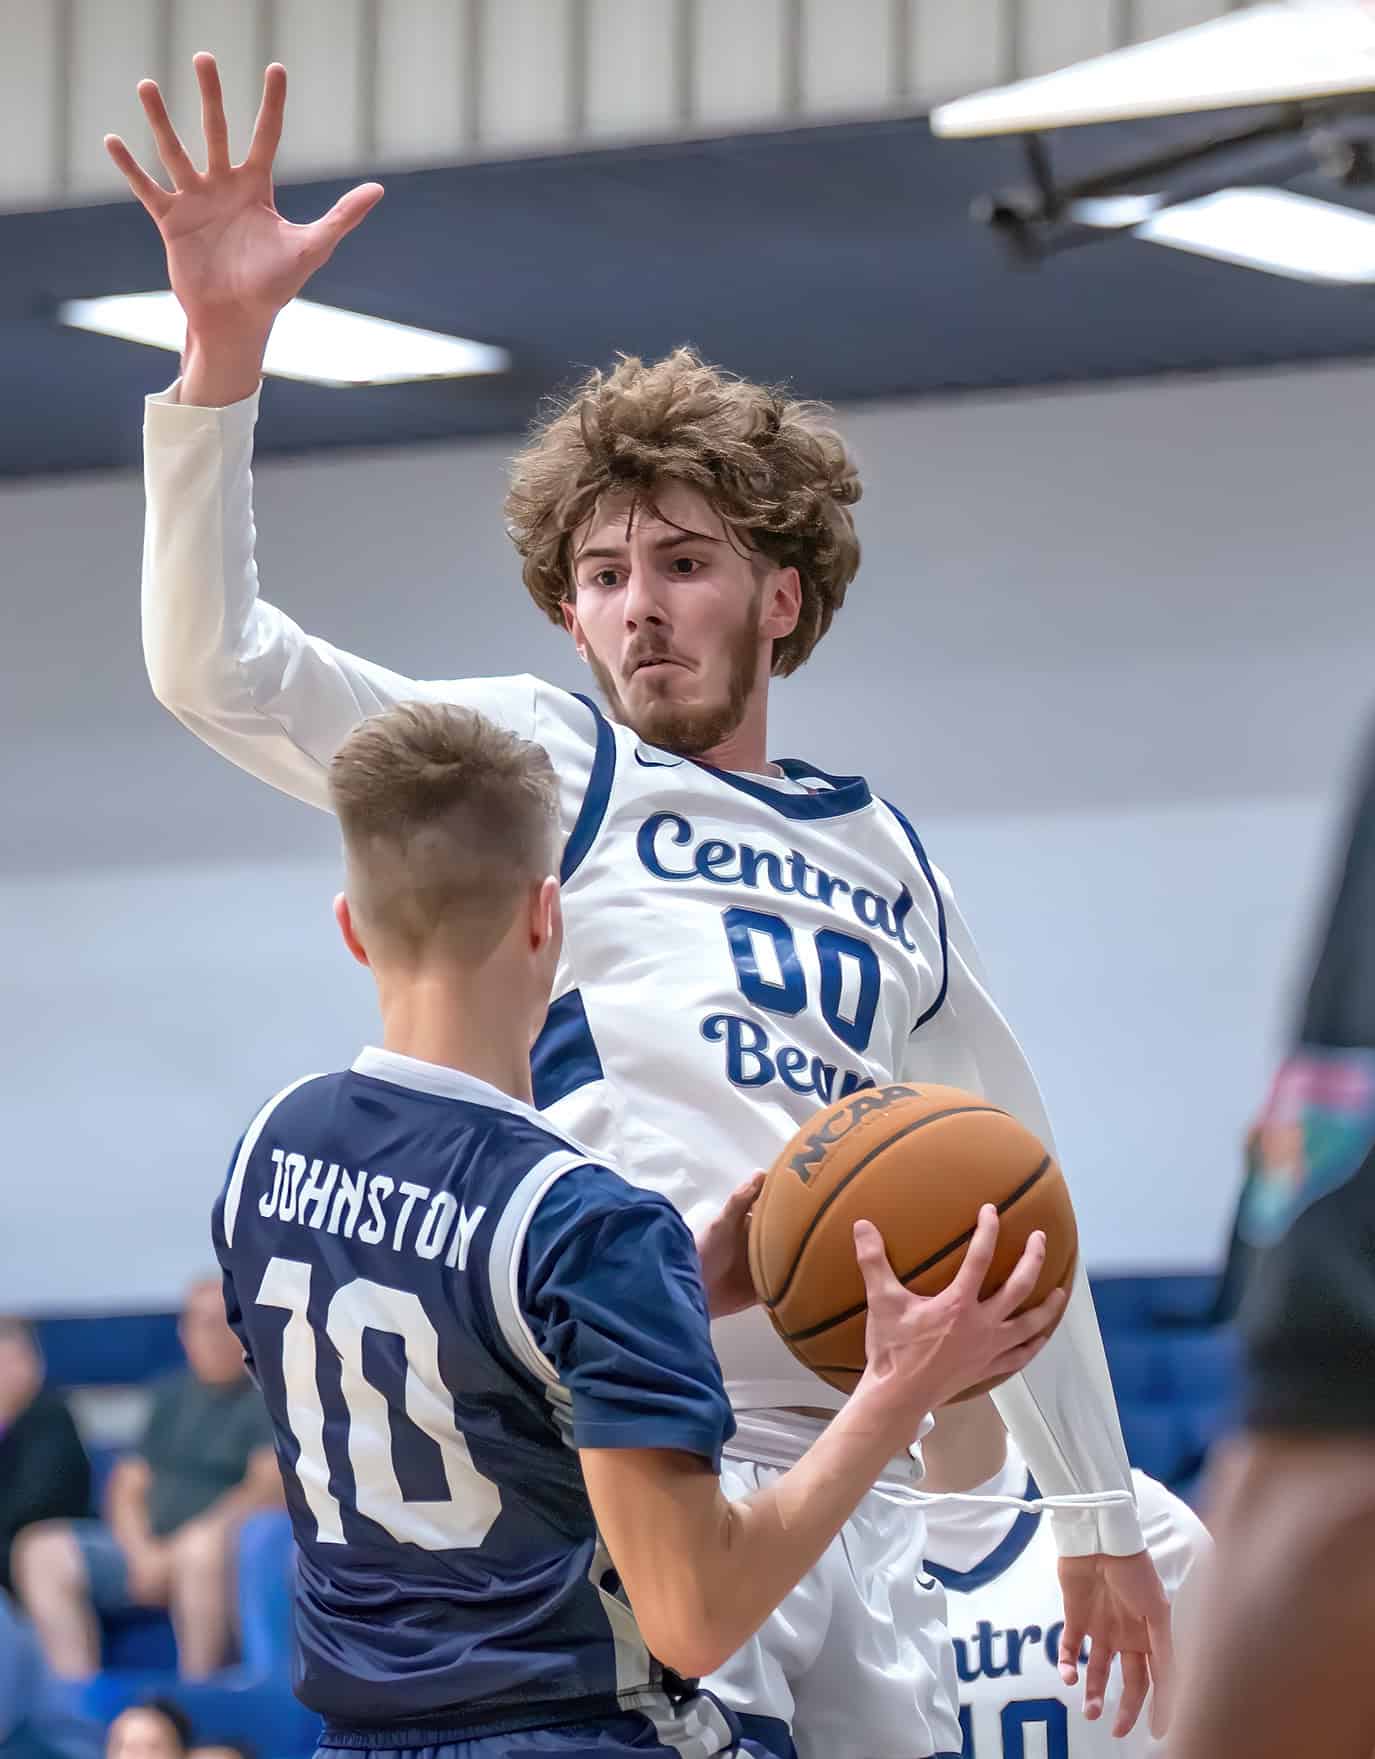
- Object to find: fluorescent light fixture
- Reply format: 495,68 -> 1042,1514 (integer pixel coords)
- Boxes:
58,291 -> 509,386
932,0 -> 1375,138
1073,186 -> 1375,283
1070,195 -> 1166,230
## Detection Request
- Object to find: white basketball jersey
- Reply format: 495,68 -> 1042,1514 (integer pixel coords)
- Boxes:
922,1444 -> 1211,1759
525,682 -> 950,1410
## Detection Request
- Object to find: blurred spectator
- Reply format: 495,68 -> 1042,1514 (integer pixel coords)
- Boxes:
186,1744 -> 254,1759
104,1701 -> 191,1759
0,1584 -> 100,1759
0,1320 -> 90,1596
13,1281 -> 278,1681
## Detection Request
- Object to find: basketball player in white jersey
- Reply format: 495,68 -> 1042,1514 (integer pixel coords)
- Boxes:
920,1397 -> 1210,1759
107,56 -> 1173,1759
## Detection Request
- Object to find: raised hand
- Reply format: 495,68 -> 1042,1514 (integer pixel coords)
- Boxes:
105,55 -> 384,403
853,1205 -> 1065,1416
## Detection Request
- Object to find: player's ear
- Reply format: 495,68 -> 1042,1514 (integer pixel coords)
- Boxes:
760,565 -> 801,643
561,596 -> 591,663
532,874 -> 562,957
334,892 -> 371,968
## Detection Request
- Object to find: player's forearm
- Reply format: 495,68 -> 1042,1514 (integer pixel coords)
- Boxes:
593,1382 -> 922,1677
1172,1433 -> 1375,1759
142,373 -> 272,718
992,1262 -> 1141,1556
142,381 -> 415,809
709,1382 -> 921,1644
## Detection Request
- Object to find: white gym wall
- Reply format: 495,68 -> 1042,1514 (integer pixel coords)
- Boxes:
4,358 -> 1370,1308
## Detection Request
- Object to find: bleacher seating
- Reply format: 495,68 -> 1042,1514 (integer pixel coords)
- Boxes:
34,1313 -> 183,1390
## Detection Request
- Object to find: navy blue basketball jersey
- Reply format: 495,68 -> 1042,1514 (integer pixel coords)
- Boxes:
212,1046 -> 734,1744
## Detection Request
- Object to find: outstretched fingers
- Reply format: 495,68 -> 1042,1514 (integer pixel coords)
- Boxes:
104,134 -> 172,217
137,78 -> 200,189
302,181 -> 386,260
246,63 -> 288,173
194,52 -> 232,174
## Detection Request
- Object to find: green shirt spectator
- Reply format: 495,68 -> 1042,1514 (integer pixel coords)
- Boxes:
141,1371 -> 273,1539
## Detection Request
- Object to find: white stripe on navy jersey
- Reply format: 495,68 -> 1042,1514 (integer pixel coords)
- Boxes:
222,1072 -> 325,1248
486,1149 -> 599,1387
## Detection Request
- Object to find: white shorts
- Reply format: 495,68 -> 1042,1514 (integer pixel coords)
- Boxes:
706,1462 -> 962,1759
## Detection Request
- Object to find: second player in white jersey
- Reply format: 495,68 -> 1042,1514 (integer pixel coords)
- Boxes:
922,1415 -> 1209,1759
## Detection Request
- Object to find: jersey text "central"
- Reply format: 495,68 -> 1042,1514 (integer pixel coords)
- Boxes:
636,811 -> 918,950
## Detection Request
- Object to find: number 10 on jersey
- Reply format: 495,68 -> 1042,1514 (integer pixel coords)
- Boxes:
257,1257 -> 501,1551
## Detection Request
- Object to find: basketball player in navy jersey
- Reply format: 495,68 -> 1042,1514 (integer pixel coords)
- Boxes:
213,700 -> 1064,1759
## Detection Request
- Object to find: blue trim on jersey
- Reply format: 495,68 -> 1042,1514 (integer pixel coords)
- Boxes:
690,756 -> 874,820
925,1474 -> 1043,1593
562,695 -> 617,883
532,989 -> 605,1110
882,798 -> 950,1030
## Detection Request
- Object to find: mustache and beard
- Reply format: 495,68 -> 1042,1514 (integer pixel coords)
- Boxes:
582,591 -> 765,759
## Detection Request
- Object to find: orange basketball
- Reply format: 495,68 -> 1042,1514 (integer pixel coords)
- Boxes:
748,1082 -> 1077,1398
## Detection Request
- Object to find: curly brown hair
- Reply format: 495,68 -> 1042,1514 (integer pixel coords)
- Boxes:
504,348 -> 862,676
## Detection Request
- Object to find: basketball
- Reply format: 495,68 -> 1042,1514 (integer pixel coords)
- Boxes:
748,1082 -> 1077,1397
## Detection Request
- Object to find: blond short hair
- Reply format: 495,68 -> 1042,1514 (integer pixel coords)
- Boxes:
328,703 -> 558,963
505,348 -> 862,677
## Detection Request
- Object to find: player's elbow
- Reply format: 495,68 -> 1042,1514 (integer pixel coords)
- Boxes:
144,630 -> 194,715
631,1585 -> 740,1681
142,595 -> 247,719
638,1612 -> 736,1683
144,630 -> 214,717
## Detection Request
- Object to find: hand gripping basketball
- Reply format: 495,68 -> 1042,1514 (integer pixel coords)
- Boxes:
747,1083 -> 1077,1394
853,1206 -> 1066,1413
